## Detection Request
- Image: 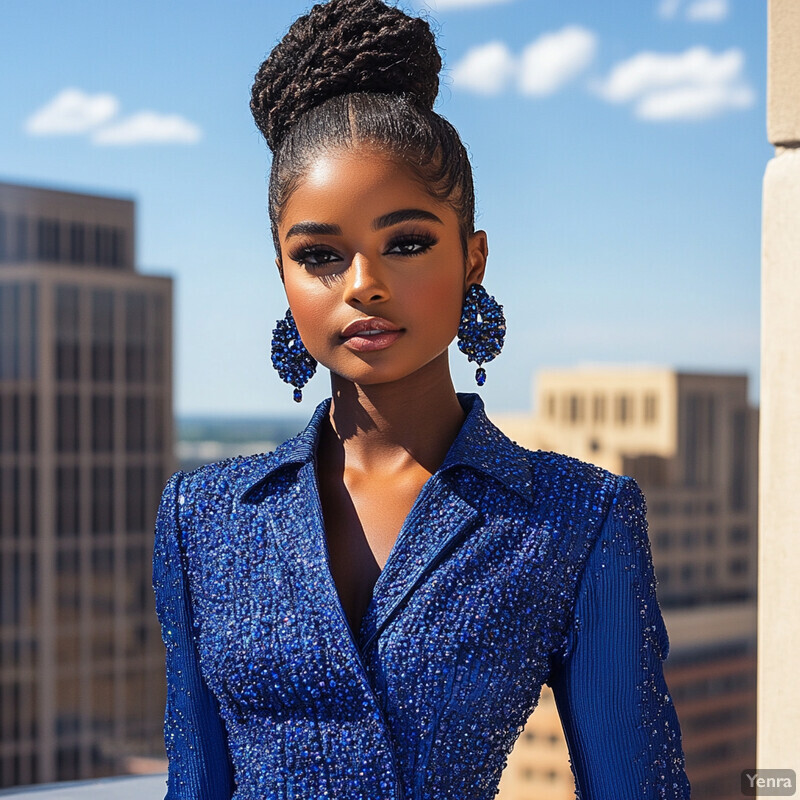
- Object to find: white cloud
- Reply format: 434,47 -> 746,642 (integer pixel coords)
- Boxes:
635,82 -> 753,119
92,111 -> 202,145
451,41 -> 517,95
425,0 -> 511,8
25,88 -> 119,135
451,27 -> 597,97
518,26 -> 597,96
686,0 -> 729,21
657,0 -> 681,19
657,0 -> 729,22
593,46 -> 754,120
25,88 -> 202,146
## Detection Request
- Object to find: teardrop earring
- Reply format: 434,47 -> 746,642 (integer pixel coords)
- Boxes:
270,309 -> 317,402
456,283 -> 506,386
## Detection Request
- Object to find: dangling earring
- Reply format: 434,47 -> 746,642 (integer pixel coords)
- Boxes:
457,283 -> 506,386
270,309 -> 317,402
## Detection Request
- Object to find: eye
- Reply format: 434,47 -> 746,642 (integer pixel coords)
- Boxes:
385,233 -> 438,257
288,246 -> 341,269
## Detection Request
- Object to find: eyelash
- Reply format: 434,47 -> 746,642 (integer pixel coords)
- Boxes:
289,232 -> 438,269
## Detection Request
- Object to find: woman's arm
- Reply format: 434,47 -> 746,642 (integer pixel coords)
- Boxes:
152,470 -> 236,800
547,475 -> 691,799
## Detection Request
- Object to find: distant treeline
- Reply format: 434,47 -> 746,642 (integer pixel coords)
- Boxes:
178,416 -> 307,445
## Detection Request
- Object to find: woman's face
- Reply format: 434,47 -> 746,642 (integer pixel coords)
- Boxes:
276,146 -> 487,389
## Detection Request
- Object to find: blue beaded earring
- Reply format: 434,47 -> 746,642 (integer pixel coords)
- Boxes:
457,283 -> 506,386
270,309 -> 317,402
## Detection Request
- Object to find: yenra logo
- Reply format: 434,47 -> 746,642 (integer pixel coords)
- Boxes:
745,773 -> 793,789
741,769 -> 796,797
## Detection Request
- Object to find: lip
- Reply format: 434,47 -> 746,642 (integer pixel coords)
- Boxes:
340,316 -> 403,339
340,316 -> 404,353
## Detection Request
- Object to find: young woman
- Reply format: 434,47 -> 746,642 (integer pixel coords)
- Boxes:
152,0 -> 691,797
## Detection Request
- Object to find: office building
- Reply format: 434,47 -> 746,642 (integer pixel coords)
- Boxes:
0,180 -> 173,787
493,366 -> 758,800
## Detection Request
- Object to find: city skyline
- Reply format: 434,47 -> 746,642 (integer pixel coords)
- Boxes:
0,0 -> 768,416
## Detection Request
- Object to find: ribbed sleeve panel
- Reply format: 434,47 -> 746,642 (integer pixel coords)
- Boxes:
549,475 -> 691,799
152,470 -> 236,800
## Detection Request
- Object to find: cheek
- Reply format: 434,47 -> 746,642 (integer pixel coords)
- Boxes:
409,270 -> 465,335
283,280 -> 331,347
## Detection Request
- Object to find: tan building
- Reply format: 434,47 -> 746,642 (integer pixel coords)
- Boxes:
0,180 -> 174,788
493,365 -> 758,800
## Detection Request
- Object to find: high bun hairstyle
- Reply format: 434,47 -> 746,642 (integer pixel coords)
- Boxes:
250,0 -> 476,264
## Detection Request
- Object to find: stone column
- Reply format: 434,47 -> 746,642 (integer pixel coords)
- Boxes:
758,0 -> 800,774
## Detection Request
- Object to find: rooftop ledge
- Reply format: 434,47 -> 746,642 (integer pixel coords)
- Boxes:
0,775 -> 167,799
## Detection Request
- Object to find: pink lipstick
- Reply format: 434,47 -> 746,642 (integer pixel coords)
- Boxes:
340,317 -> 404,352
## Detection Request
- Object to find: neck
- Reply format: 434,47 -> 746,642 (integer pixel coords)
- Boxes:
324,352 -> 467,475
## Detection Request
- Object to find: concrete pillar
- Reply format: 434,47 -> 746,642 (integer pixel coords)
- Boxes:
758,0 -> 800,774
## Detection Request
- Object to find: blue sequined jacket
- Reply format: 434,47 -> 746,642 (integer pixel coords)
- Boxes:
152,393 -> 690,799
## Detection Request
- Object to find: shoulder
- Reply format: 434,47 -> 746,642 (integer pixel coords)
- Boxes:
178,449 -> 281,503
498,424 -> 624,515
495,430 -> 647,545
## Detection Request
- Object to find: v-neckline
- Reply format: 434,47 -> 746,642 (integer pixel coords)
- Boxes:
308,458 -> 438,655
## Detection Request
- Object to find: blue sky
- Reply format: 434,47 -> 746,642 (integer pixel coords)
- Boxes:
0,0 -> 768,416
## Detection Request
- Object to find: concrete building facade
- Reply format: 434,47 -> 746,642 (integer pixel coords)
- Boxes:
759,0 -> 800,776
492,366 -> 758,799
0,180 -> 174,788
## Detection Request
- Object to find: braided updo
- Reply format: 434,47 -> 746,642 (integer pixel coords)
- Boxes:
251,0 -> 476,263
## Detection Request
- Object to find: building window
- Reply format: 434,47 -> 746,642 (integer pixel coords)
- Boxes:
568,393 -> 583,423
643,393 -> 658,423
546,393 -> 556,419
36,218 -> 61,261
55,466 -> 80,537
15,216 -> 29,260
125,466 -> 147,531
91,395 -> 114,452
91,289 -> 115,381
29,283 -> 38,379
125,395 -> 146,452
125,292 -> 147,382
684,392 -> 715,487
150,395 -> 165,450
0,284 -> 22,379
730,408 -> 748,511
94,226 -> 110,265
729,526 -> 749,544
56,393 -> 80,452
69,223 -> 86,264
728,557 -> 749,576
682,529 -> 699,549
0,211 -> 7,261
55,285 -> 81,381
615,394 -> 632,424
592,394 -> 606,423
655,530 -> 671,550
91,467 -> 114,535
110,228 -> 125,267
152,294 -> 165,382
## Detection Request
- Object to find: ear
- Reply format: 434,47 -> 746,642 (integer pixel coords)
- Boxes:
465,229 -> 488,287
275,256 -> 285,284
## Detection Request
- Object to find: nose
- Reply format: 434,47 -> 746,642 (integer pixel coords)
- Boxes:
342,252 -> 390,306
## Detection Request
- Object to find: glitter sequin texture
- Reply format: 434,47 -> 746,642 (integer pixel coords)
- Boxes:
152,393 -> 691,799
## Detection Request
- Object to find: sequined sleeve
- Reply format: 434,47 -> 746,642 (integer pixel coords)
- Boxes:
152,471 -> 236,799
548,475 -> 691,799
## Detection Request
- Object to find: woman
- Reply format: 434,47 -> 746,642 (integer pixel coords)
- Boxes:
152,0 -> 691,797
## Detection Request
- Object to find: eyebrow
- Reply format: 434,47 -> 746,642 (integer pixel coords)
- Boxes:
284,208 -> 444,241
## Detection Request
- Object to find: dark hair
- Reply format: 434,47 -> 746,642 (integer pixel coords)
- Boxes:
250,0 -> 476,263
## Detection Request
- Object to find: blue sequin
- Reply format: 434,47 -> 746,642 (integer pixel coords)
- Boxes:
152,393 -> 690,799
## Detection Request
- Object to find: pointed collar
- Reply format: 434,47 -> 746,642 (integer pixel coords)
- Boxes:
237,392 -> 532,503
